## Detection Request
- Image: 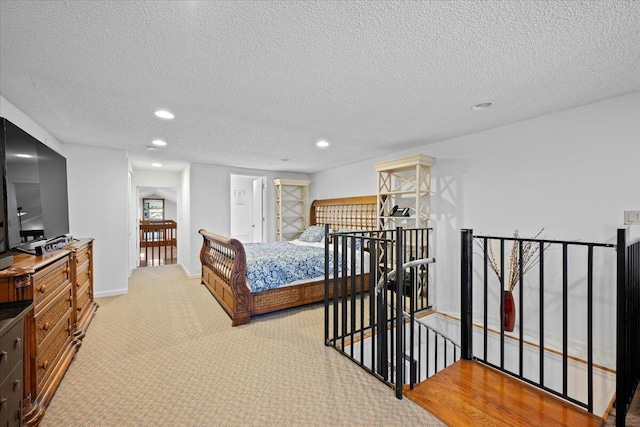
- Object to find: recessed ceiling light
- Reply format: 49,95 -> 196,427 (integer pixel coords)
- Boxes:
152,139 -> 167,146
152,163 -> 162,167
16,154 -> 34,158
316,140 -> 330,148
154,110 -> 175,119
471,102 -> 493,111
146,146 -> 157,151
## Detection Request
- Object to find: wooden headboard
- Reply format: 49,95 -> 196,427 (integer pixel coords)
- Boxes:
310,195 -> 378,231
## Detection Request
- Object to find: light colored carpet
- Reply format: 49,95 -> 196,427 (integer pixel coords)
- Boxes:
604,390 -> 640,426
41,265 -> 444,427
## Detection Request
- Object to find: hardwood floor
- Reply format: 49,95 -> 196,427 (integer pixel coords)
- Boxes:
139,244 -> 177,267
405,359 -> 604,427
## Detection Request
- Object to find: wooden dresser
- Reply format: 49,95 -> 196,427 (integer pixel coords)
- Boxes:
0,301 -> 33,427
0,239 -> 96,427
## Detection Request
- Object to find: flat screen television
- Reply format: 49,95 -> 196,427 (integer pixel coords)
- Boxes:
0,117 -> 70,254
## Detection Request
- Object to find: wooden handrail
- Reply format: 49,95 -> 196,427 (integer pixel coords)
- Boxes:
140,220 -> 177,228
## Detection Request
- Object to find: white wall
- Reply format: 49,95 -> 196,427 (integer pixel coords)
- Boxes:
0,96 -> 63,153
187,163 -> 227,276
133,170 -> 181,188
163,198 -> 177,221
178,165 -> 191,277
311,162 -> 378,200
63,143 -> 129,297
184,163 -> 308,276
311,92 -> 640,360
1,96 -> 130,297
128,167 -> 135,276
132,169 -> 181,223
229,175 -> 256,242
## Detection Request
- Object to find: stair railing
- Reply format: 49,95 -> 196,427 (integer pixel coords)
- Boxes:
325,226 -> 455,399
461,228 -> 623,416
139,219 -> 177,266
616,228 -> 640,427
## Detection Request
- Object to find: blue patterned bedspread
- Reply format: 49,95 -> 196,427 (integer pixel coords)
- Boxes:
244,242 -> 329,293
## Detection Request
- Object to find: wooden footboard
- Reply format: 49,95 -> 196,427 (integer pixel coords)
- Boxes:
251,274 -> 371,316
199,229 -> 252,326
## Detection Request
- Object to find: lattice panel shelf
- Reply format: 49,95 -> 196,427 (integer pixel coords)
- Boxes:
374,154 -> 435,230
274,178 -> 310,241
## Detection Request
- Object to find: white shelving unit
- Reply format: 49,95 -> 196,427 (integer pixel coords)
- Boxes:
374,155 -> 435,313
374,154 -> 435,230
273,178 -> 310,241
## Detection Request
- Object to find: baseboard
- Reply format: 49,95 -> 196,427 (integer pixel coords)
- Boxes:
94,288 -> 128,298
180,263 -> 199,279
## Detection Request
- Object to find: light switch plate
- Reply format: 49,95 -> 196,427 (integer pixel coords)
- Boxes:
624,211 -> 640,225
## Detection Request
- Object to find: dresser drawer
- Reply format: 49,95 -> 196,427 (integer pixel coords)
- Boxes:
0,362 -> 22,427
35,312 -> 72,389
33,257 -> 71,310
75,262 -> 91,291
74,246 -> 91,269
0,319 -> 23,376
77,282 -> 91,318
35,285 -> 72,349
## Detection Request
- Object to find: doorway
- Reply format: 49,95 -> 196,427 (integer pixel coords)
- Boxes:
138,187 -> 178,267
230,174 -> 266,243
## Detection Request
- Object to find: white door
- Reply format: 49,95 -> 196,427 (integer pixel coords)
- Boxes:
251,178 -> 264,242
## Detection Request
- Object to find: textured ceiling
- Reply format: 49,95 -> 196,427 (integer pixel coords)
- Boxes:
1,1 -> 639,173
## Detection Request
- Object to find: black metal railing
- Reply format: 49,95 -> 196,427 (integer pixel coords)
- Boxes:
325,226 -> 446,398
617,229 -> 640,427
461,228 -> 616,414
405,316 -> 461,390
326,226 -> 637,420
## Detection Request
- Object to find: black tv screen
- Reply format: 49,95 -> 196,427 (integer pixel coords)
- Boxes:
1,118 -> 69,252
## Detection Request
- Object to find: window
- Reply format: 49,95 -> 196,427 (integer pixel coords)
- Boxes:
142,198 -> 164,221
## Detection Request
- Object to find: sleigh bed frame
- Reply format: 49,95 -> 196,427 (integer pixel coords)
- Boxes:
199,195 -> 377,326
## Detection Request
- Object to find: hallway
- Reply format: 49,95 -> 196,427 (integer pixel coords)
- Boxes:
139,219 -> 177,267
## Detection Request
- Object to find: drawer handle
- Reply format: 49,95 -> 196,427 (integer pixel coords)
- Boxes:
0,397 -> 6,408
13,379 -> 21,391
40,322 -> 50,331
40,360 -> 49,370
14,338 -> 21,349
38,285 -> 46,293
1,351 -> 6,362
65,325 -> 71,332
66,295 -> 72,302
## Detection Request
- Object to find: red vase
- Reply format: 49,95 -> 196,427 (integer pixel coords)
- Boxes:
503,290 -> 516,332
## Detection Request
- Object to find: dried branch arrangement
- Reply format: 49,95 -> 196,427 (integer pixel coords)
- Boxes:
475,228 -> 547,292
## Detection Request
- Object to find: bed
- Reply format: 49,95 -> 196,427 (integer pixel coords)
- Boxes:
199,195 -> 377,325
